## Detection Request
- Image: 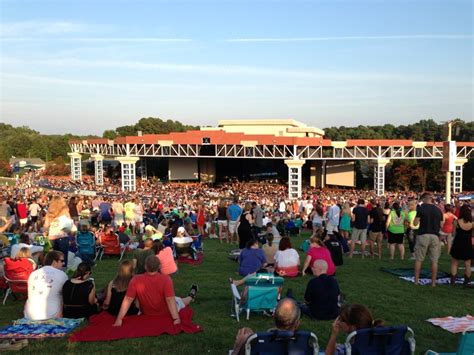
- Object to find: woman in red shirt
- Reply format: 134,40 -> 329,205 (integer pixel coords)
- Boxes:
440,204 -> 458,255
196,205 -> 206,237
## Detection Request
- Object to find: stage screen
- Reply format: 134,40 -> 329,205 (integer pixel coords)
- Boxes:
169,158 -> 198,181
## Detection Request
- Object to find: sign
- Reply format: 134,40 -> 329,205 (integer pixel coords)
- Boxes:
442,141 -> 456,172
78,190 -> 97,196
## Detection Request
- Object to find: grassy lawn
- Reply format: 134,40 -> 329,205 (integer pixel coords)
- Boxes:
1,233 -> 470,354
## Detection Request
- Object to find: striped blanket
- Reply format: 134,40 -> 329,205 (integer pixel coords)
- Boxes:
427,315 -> 474,333
0,318 -> 83,339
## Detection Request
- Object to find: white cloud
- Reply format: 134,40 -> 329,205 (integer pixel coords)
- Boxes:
226,34 -> 474,42
2,37 -> 192,42
0,21 -> 92,37
3,56 -> 469,84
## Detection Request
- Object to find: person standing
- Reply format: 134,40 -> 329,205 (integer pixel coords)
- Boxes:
385,202 -> 407,260
449,204 -> 473,287
368,202 -> 384,259
45,197 -> 74,268
349,199 -> 369,259
227,197 -> 242,245
406,200 -> 419,260
251,201 -> 264,238
326,199 -> 341,236
440,204 -> 457,255
237,203 -> 254,250
413,192 -> 444,287
217,200 -> 228,243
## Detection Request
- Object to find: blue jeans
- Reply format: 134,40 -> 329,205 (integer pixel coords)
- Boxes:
53,237 -> 69,267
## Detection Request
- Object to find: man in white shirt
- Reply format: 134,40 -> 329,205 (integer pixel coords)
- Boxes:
24,251 -> 68,320
28,199 -> 41,231
326,199 -> 341,235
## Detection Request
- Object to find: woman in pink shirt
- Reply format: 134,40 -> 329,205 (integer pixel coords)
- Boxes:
153,240 -> 178,276
301,233 -> 336,276
440,204 -> 457,255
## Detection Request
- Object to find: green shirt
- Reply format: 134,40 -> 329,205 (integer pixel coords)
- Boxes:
388,210 -> 406,234
408,210 -> 419,230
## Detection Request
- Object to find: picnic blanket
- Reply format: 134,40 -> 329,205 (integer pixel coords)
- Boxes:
177,254 -> 203,265
380,267 -> 450,279
427,315 -> 474,333
0,318 -> 83,339
380,267 -> 473,285
69,306 -> 202,342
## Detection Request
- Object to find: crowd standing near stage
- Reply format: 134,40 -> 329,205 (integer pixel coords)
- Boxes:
0,171 -> 472,352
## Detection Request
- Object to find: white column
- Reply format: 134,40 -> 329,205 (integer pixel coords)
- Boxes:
91,154 -> 104,186
374,159 -> 390,196
140,158 -> 148,181
67,152 -> 82,181
284,159 -> 305,200
452,158 -> 467,194
116,156 -> 139,192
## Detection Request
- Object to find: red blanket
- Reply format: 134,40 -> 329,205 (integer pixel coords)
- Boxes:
69,307 -> 202,342
177,254 -> 203,265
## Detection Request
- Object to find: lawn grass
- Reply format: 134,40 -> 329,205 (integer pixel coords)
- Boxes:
1,232 -> 470,354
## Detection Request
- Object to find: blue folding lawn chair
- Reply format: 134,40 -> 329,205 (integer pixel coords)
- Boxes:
244,330 -> 319,355
425,326 -> 474,355
344,325 -> 416,355
230,273 -> 284,321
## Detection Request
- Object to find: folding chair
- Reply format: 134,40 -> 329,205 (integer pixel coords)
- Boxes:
98,233 -> 122,261
344,325 -> 416,355
425,326 -> 474,355
2,257 -> 32,305
231,273 -> 284,321
244,330 -> 319,355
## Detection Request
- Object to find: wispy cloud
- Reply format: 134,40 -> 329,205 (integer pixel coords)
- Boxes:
226,34 -> 474,42
2,37 -> 192,42
0,21 -> 92,37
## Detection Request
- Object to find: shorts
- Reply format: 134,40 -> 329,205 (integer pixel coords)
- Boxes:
326,224 -> 339,235
217,220 -> 228,227
31,216 -> 38,223
351,228 -> 367,243
19,218 -> 28,225
414,234 -> 441,263
228,220 -> 239,234
368,231 -> 382,242
175,297 -> 185,311
312,222 -> 323,229
388,231 -> 404,244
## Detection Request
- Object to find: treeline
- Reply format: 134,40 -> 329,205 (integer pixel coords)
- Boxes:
324,119 -> 474,141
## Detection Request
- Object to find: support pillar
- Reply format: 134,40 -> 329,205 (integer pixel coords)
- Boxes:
452,159 -> 467,194
140,158 -> 148,181
91,154 -> 104,186
116,156 -> 139,192
309,160 -> 317,188
67,152 -> 82,181
374,159 -> 390,196
284,159 -> 305,200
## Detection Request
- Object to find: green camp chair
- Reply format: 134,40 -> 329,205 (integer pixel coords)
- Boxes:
230,273 -> 284,321
425,327 -> 474,355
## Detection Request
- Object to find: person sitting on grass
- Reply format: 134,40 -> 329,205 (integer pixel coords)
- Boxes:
24,251 -> 68,320
274,237 -> 300,277
287,260 -> 340,320
262,234 -> 277,267
173,226 -> 197,260
153,239 -> 178,276
62,262 -> 99,319
113,256 -> 198,327
301,232 -> 336,276
325,304 -> 384,355
103,260 -> 139,316
132,238 -> 155,274
231,298 -> 301,355
238,239 -> 267,277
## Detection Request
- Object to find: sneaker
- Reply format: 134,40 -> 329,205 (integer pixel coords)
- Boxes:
188,284 -> 199,299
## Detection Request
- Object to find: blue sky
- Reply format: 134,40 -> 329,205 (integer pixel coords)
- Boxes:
0,0 -> 472,135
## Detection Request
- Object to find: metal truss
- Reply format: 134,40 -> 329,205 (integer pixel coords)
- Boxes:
70,143 -> 473,160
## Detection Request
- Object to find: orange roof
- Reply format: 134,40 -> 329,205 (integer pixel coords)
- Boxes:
69,131 -> 472,148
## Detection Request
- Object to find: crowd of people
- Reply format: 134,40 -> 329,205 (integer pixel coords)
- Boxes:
0,170 -> 472,352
